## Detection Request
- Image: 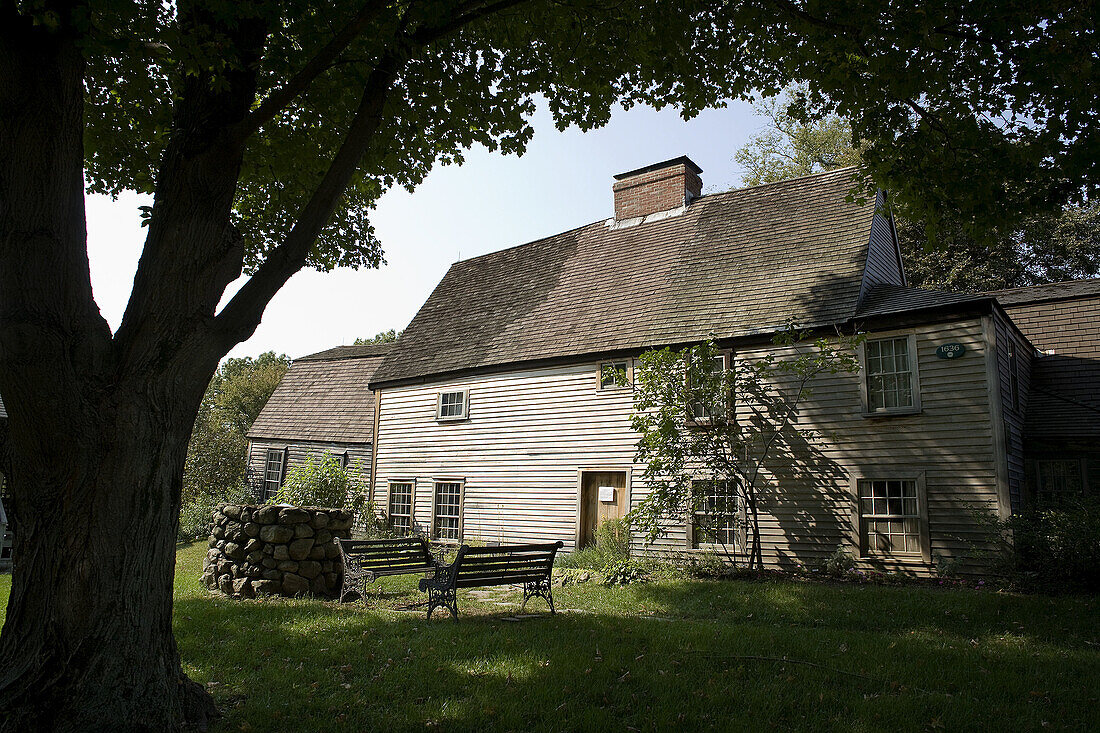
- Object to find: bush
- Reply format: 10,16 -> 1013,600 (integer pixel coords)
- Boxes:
557,518 -> 631,570
676,551 -> 730,579
824,547 -> 857,578
1001,498 -> 1100,592
178,482 -> 250,542
268,453 -> 365,510
603,559 -> 650,586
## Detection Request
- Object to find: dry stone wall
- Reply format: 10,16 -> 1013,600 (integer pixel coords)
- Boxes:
201,504 -> 352,598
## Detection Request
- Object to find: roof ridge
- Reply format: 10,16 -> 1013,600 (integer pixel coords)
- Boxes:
706,165 -> 864,199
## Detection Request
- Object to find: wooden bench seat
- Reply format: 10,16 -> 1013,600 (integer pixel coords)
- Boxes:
418,541 -> 563,619
337,536 -> 437,603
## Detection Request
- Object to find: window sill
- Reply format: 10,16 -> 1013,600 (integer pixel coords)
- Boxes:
861,407 -> 921,418
435,416 -> 469,423
857,552 -> 928,564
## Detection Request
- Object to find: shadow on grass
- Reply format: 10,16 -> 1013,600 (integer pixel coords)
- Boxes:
174,579 -> 1100,733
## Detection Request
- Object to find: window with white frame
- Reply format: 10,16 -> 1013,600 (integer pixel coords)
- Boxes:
688,353 -> 729,422
864,336 -> 917,412
432,481 -> 462,541
437,390 -> 468,420
857,479 -> 922,557
691,479 -> 739,547
599,361 -> 630,390
388,481 -> 414,535
263,449 -> 285,501
1034,459 -> 1084,505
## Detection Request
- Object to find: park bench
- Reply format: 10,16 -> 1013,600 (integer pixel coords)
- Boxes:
337,536 -> 438,603
418,540 -> 564,619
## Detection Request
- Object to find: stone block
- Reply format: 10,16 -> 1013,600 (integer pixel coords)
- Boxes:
224,542 -> 245,561
325,542 -> 341,559
259,524 -> 294,544
293,523 -> 314,539
217,574 -> 233,595
308,546 -> 326,561
243,522 -> 261,538
255,505 -> 282,524
314,529 -> 332,545
329,513 -> 353,531
262,568 -> 282,581
288,538 -> 314,561
253,579 -> 281,596
244,538 -> 263,554
282,573 -> 308,596
310,575 -> 327,595
231,578 -> 253,598
279,507 -> 310,525
277,560 -> 299,573
273,545 -> 290,560
310,512 -> 330,530
298,560 -> 322,579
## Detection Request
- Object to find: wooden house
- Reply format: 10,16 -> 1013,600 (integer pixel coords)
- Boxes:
0,396 -> 12,570
361,158 -> 1098,575
245,344 -> 391,502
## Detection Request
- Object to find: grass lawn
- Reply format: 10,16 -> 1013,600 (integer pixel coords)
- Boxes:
2,545 -> 1099,731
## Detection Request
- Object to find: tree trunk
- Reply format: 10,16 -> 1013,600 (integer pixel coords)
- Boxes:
0,395 -> 217,732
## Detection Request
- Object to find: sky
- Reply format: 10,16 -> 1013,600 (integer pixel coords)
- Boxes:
85,99 -> 761,360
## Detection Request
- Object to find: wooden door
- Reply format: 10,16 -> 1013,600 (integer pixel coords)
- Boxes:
579,471 -> 627,548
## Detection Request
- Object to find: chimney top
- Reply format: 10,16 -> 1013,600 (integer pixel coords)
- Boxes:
613,155 -> 703,181
611,155 -> 703,222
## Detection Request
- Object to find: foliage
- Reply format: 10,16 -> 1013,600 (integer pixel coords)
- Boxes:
354,329 -> 402,345
356,500 -> 405,540
268,452 -> 365,511
602,559 -> 650,587
997,498 -> 1100,593
183,352 -> 289,506
557,518 -> 631,571
629,328 -> 861,570
177,483 -> 252,543
735,85 -> 862,187
735,89 -> 1100,292
824,548 -> 857,578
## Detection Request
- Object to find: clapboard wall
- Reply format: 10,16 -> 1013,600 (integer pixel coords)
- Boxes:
372,315 -> 1007,575
246,439 -> 373,501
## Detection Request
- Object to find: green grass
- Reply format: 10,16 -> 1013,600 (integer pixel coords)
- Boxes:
3,546 -> 1099,731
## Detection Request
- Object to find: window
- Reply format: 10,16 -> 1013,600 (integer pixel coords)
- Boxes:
263,449 -> 285,501
864,336 -> 918,413
1034,459 -> 1084,505
432,481 -> 463,541
691,479 -> 739,547
688,353 -> 729,422
437,390 -> 468,420
599,361 -> 630,390
857,479 -> 922,557
388,481 -> 413,535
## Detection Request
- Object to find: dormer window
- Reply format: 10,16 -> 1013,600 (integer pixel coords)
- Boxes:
437,389 -> 469,421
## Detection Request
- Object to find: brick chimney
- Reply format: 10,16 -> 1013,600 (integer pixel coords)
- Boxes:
612,156 -> 703,221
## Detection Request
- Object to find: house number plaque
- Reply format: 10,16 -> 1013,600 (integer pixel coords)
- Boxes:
935,343 -> 966,359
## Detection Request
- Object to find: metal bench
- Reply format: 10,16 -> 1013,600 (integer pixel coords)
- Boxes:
337,536 -> 438,603
418,540 -> 563,619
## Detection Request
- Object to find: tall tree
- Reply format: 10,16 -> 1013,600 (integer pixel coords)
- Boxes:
183,352 -> 289,507
735,89 -> 1100,292
0,1 -> 1095,729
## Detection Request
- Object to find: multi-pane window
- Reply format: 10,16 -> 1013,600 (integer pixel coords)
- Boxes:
599,361 -> 630,389
1035,459 -> 1084,505
263,449 -> 285,501
858,479 -> 921,556
691,479 -> 739,547
688,354 -> 729,422
432,481 -> 462,541
865,337 -> 915,411
388,482 -> 413,536
437,390 -> 467,420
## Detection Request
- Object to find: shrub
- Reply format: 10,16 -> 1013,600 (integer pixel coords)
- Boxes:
1001,498 -> 1100,592
269,453 -> 365,510
824,547 -> 857,577
677,551 -> 730,579
557,518 -> 631,570
177,482 -> 250,542
603,559 -> 650,586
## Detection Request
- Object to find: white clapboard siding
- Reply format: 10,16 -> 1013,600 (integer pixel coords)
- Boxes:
373,316 -> 1005,575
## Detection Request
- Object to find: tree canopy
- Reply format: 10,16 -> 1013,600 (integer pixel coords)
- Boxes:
734,88 -> 1100,292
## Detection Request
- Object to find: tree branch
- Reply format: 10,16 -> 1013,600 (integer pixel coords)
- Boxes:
245,0 -> 393,136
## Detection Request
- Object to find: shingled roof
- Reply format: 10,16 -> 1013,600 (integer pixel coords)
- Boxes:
372,168 -> 898,386
247,345 -> 392,443
987,278 -> 1100,306
856,284 -> 990,318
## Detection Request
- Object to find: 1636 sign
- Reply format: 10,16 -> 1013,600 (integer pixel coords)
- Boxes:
936,343 -> 966,360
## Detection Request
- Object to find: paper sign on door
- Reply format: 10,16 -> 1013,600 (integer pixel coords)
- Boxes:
598,486 -> 616,503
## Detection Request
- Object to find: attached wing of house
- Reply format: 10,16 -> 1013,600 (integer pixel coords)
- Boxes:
246,344 -> 392,501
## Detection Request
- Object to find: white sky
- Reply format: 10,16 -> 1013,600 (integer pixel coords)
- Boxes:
85,99 -> 759,360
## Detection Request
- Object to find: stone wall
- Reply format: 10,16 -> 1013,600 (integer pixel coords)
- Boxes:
201,504 -> 353,598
